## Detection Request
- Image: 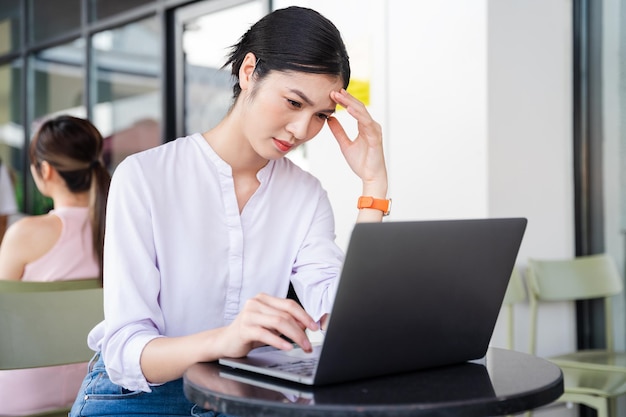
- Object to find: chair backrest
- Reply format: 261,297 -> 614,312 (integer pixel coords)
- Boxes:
0,278 -> 101,292
526,253 -> 622,354
501,267 -> 526,350
503,266 -> 526,305
0,279 -> 103,370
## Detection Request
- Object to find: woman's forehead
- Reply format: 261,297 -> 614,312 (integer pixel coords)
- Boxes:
266,71 -> 343,101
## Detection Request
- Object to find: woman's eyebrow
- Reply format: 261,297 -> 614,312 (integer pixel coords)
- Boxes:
288,88 -> 336,114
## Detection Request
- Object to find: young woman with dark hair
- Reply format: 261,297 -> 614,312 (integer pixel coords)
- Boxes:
70,6 -> 388,416
0,115 -> 110,416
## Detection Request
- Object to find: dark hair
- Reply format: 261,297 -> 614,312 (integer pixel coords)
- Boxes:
30,115 -> 111,283
224,6 -> 350,100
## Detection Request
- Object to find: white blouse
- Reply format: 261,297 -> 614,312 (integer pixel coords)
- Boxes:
88,133 -> 344,392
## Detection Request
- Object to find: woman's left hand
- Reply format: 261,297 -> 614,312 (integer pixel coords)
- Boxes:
327,89 -> 388,195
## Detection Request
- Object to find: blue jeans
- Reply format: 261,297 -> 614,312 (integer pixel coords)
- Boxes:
70,353 -> 231,417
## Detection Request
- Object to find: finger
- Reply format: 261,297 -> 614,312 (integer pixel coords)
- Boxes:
236,308 -> 299,352
249,294 -> 318,351
327,117 -> 352,150
331,91 -> 381,144
244,324 -> 296,351
319,313 -> 330,331
252,311 -> 314,352
331,88 -> 363,109
239,294 -> 317,353
331,89 -> 372,122
255,294 -> 318,331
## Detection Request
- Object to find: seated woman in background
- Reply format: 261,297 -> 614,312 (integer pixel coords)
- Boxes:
0,115 -> 110,281
0,115 -> 110,416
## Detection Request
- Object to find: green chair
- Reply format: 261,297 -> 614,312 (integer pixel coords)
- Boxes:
501,266 -> 526,351
527,254 -> 626,417
0,278 -> 101,293
0,279 -> 103,417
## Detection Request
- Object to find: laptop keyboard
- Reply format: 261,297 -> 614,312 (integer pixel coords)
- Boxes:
267,358 -> 317,376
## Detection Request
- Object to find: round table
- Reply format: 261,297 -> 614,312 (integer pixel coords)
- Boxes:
183,347 -> 564,417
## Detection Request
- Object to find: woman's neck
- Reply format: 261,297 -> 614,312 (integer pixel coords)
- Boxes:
52,190 -> 90,208
202,116 -> 268,175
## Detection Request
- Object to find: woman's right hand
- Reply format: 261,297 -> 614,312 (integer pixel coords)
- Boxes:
141,293 -> 320,384
218,293 -> 320,359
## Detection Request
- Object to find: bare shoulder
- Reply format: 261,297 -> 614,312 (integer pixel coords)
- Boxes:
11,213 -> 61,235
2,214 -> 62,260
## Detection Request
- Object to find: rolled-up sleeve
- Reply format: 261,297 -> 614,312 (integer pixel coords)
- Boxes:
290,189 -> 344,322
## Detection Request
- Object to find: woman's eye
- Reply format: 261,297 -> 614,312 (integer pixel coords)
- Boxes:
287,99 -> 301,109
317,113 -> 330,121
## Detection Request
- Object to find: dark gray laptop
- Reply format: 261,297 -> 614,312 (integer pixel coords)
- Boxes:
219,218 -> 527,385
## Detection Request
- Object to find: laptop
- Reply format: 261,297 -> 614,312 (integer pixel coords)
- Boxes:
219,217 -> 527,386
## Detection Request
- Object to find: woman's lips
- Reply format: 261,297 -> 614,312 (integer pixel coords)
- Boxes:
273,138 -> 293,152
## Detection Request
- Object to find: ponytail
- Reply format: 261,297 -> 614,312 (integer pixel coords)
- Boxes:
89,161 -> 110,284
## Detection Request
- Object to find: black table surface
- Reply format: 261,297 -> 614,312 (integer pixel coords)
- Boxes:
183,347 -> 564,417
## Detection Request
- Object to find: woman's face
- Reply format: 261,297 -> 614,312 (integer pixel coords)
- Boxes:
239,70 -> 344,160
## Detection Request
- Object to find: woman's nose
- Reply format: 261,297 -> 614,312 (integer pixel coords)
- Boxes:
286,115 -> 311,141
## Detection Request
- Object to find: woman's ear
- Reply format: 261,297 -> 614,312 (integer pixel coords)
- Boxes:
39,161 -> 54,181
238,52 -> 258,92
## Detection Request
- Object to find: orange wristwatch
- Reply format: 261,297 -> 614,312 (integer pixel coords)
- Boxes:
357,196 -> 392,216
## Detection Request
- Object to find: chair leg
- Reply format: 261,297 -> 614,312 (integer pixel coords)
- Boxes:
595,401 -> 608,417
558,393 -> 608,417
609,396 -> 618,417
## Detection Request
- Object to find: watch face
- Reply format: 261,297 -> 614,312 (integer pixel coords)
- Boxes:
384,198 -> 392,216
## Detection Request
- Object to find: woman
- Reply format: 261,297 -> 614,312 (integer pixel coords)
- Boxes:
0,115 -> 110,415
70,6 -> 388,417
0,115 -> 110,282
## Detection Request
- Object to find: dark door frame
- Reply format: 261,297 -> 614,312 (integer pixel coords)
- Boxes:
573,0 -> 608,414
573,0 -> 605,350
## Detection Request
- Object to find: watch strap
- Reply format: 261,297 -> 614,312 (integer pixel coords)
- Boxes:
357,196 -> 391,216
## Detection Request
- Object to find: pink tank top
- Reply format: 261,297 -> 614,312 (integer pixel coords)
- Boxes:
22,206 -> 99,281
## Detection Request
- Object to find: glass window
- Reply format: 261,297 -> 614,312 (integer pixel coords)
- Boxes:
91,16 -> 161,171
30,39 -> 85,214
0,61 -> 24,214
181,1 -> 265,134
88,0 -> 155,22
31,39 -> 86,121
0,0 -> 22,56
29,0 -> 81,44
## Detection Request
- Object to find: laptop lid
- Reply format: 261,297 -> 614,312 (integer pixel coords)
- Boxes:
220,217 -> 527,385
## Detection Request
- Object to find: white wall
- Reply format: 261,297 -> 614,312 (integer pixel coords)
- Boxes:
387,2 -> 489,222
486,0 -> 575,358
